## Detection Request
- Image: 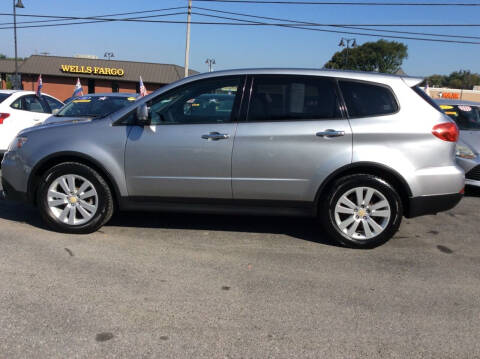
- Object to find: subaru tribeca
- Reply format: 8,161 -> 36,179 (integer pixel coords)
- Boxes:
1,69 -> 464,248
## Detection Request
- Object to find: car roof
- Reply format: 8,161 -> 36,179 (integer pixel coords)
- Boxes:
435,98 -> 480,107
185,68 -> 422,84
0,89 -> 36,95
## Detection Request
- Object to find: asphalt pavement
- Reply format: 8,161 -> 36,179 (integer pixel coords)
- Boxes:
0,175 -> 479,358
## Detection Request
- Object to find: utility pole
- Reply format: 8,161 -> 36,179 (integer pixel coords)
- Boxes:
205,58 -> 215,72
184,0 -> 192,78
13,0 -> 25,89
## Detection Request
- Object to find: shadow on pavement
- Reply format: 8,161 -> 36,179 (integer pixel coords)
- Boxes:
0,198 -> 45,229
0,196 -> 339,247
106,211 -> 340,247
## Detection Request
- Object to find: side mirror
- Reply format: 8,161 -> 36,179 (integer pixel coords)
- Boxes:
136,104 -> 150,125
52,109 -> 60,116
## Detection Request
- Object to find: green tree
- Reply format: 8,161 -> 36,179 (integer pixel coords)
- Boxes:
426,70 -> 480,89
324,40 -> 408,74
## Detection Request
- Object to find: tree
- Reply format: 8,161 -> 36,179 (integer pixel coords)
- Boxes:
426,70 -> 480,89
324,40 -> 408,74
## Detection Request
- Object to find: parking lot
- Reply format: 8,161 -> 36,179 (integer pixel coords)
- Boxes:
0,174 -> 479,358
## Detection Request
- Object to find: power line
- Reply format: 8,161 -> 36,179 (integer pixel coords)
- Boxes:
179,0 -> 480,5
0,6 -> 186,26
0,12 -> 188,30
1,8 -> 480,44
3,11 -> 480,28
194,6 -> 480,39
190,10 -> 480,44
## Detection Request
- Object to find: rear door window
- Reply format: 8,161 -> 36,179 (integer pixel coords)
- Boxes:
339,81 -> 398,118
11,95 -> 48,113
248,75 -> 341,122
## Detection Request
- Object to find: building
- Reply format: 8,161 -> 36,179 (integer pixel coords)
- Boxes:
427,87 -> 480,103
0,55 -> 197,101
0,58 -> 22,89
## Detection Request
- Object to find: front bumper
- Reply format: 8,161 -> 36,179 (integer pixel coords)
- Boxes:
406,193 -> 463,218
1,177 -> 28,202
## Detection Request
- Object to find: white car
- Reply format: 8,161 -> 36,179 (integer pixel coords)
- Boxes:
0,90 -> 63,154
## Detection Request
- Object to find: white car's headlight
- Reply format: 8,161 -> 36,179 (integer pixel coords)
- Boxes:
7,136 -> 28,151
456,144 -> 477,159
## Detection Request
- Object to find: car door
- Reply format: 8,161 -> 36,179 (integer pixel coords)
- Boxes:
232,75 -> 352,202
3,95 -> 51,147
124,75 -> 245,199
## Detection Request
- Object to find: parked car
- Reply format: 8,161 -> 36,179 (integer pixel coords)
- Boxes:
436,99 -> 480,188
1,69 -> 464,248
44,93 -> 139,124
0,90 -> 63,155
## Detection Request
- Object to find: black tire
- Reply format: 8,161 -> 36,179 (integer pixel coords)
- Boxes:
320,174 -> 403,249
36,162 -> 114,234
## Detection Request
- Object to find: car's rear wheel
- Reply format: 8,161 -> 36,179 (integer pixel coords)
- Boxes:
37,162 -> 114,234
320,174 -> 403,249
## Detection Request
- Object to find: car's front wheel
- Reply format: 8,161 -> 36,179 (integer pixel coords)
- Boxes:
320,174 -> 403,249
37,162 -> 114,234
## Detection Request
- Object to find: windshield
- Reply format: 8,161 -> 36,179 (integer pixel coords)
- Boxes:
0,93 -> 11,104
56,95 -> 136,118
440,104 -> 480,131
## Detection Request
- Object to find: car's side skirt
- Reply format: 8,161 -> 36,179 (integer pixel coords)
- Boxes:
119,197 -> 316,217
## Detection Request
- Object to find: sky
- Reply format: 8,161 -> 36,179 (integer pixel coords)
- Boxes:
0,0 -> 479,77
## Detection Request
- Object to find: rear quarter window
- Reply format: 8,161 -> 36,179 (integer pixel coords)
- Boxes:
339,81 -> 399,118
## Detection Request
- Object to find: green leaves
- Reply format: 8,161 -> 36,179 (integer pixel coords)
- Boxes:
324,39 -> 408,74
427,70 -> 480,90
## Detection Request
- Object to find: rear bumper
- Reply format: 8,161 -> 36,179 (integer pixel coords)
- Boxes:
406,193 -> 463,218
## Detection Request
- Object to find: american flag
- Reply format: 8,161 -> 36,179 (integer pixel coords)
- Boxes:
139,76 -> 147,97
73,78 -> 84,97
36,74 -> 43,97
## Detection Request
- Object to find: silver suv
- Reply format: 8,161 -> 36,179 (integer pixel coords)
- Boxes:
1,69 -> 464,248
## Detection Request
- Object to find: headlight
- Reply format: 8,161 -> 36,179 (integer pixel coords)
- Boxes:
456,144 -> 476,159
7,136 -> 28,151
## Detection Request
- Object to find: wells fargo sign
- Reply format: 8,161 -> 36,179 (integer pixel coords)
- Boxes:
60,64 -> 125,77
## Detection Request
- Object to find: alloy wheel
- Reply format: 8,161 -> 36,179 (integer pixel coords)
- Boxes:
333,186 -> 391,241
47,174 -> 98,226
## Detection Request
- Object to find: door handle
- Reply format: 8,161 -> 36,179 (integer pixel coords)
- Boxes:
316,129 -> 345,138
201,132 -> 230,141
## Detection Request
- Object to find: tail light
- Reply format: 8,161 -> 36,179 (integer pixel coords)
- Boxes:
432,122 -> 459,142
0,113 -> 10,124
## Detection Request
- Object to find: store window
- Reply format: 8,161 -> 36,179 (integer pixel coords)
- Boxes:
88,79 -> 95,94
112,82 -> 119,93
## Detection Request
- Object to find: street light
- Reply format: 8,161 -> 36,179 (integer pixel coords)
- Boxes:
104,52 -> 114,60
205,58 -> 216,72
338,37 -> 357,69
13,0 -> 24,89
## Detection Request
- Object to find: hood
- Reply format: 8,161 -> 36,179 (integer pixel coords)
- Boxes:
459,131 -> 480,154
42,115 -> 94,125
